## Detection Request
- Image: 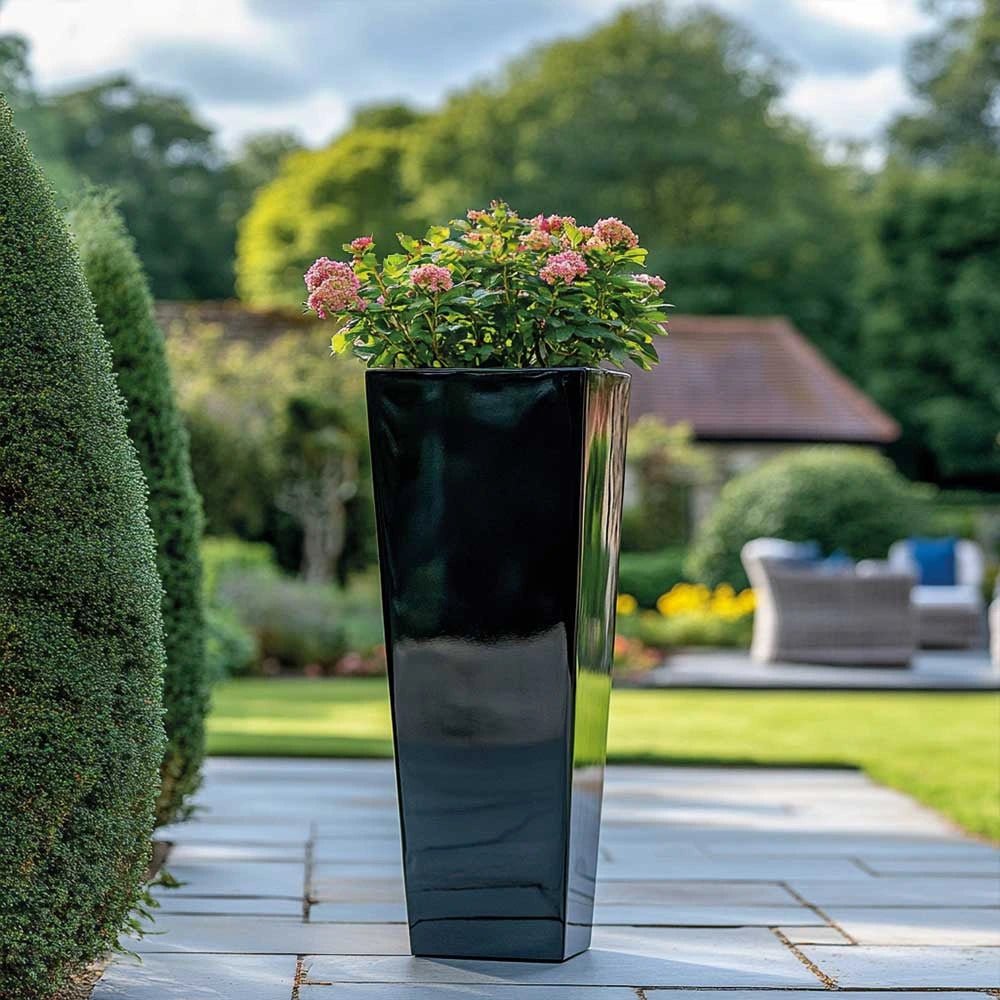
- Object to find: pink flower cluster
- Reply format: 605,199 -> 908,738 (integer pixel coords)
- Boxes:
305,257 -> 363,318
539,250 -> 589,285
593,217 -> 638,248
530,213 -> 575,233
411,263 -> 454,293
349,236 -> 374,254
633,273 -> 666,294
522,228 -> 556,251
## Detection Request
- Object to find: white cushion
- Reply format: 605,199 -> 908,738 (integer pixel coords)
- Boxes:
912,584 -> 983,609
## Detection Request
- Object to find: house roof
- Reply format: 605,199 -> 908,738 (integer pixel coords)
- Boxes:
628,315 -> 899,444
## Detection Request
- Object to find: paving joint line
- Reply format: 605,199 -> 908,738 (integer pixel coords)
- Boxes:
304,821 -> 317,921
780,881 -> 858,945
773,928 -> 837,989
290,955 -> 306,999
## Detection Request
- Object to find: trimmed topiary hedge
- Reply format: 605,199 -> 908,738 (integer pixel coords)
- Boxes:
0,99 -> 166,999
686,447 -> 930,589
70,194 -> 208,826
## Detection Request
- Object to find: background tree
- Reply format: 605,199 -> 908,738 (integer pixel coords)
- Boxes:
236,107 -> 424,308
861,163 -> 1000,486
862,0 -> 1000,487
48,77 -> 233,299
890,0 -> 999,163
276,396 -> 360,584
0,100 -> 165,999
401,4 -> 862,370
71,194 -> 210,825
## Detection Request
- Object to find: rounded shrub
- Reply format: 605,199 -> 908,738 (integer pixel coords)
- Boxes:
69,194 -> 208,827
0,100 -> 166,999
686,447 -> 929,588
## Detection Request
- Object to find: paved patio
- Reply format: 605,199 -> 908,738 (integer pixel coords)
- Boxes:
97,758 -> 1000,998
639,648 -> 999,691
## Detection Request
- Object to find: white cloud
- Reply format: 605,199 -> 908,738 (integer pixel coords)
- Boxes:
1,0 -> 926,149
784,64 -> 915,140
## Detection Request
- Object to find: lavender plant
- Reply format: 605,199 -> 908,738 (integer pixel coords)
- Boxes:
305,201 -> 669,369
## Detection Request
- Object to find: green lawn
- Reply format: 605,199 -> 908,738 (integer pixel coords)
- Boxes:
207,678 -> 1000,842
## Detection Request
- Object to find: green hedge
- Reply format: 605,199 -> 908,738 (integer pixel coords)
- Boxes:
618,547 -> 689,608
70,194 -> 208,827
0,100 -> 166,999
687,447 -> 929,588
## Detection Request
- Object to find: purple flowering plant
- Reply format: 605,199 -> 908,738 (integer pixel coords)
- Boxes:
305,201 -> 669,369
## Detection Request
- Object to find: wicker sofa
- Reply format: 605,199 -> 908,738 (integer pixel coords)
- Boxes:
887,540 -> 985,649
742,539 -> 917,666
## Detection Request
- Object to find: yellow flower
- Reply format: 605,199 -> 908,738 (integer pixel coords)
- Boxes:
616,593 -> 638,616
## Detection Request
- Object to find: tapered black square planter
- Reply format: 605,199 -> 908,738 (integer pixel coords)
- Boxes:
366,367 -> 630,962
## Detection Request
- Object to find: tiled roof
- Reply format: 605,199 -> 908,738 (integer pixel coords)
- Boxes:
628,315 -> 899,443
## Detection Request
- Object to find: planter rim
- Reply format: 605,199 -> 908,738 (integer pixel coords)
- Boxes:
366,366 -> 630,378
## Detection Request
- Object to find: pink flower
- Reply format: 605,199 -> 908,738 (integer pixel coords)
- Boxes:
305,259 -> 363,318
376,294 -> 385,305
349,236 -> 374,254
539,250 -> 589,286
411,263 -> 454,293
593,217 -> 638,248
523,228 -> 555,251
530,213 -> 575,234
304,256 -> 341,292
633,273 -> 666,294
467,209 -> 488,222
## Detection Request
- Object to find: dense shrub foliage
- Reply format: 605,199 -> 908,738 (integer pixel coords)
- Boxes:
862,162 -> 1000,487
166,318 -> 376,579
618,547 -> 690,609
0,100 -> 166,999
70,194 -> 208,827
686,447 -> 930,588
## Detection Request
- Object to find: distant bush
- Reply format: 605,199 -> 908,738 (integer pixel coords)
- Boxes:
202,536 -> 279,599
687,448 -> 929,588
618,582 -> 754,650
618,547 -> 689,608
633,610 -> 753,649
71,193 -> 208,827
205,606 -> 259,680
0,100 -> 165,1000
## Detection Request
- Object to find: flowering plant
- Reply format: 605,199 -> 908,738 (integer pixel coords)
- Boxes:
305,201 -> 668,369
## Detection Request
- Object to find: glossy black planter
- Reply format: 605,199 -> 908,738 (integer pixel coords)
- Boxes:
366,367 -> 629,962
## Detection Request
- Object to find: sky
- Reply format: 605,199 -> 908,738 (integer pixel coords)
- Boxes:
1,0 -> 930,152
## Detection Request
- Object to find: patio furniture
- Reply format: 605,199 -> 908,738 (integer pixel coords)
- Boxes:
990,580 -> 1000,669
888,539 -> 985,649
742,538 -> 916,666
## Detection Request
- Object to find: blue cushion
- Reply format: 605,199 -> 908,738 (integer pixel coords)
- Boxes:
908,537 -> 957,586
819,549 -> 855,574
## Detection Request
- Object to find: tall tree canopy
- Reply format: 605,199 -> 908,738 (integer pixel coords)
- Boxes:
238,6 -> 861,370
236,110 -> 424,308
862,0 -> 1000,487
890,0 -> 1000,163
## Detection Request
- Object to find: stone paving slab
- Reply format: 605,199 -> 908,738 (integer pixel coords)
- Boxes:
152,895 -> 304,916
797,945 -> 1000,988
776,925 -> 852,944
160,861 -> 305,897
824,906 -> 1000,946
93,954 -> 296,998
129,916 -> 410,955
308,902 -> 818,926
303,927 -> 820,988
643,648 -> 999,690
99,758 -> 1000,998
788,877 -> 1000,907
861,856 -> 1000,876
